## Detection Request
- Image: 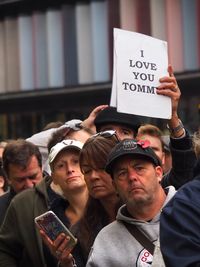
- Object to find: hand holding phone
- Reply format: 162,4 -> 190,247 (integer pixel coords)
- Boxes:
35,211 -> 77,252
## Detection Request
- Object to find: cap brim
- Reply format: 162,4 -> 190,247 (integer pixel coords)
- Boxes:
49,145 -> 82,164
106,151 -> 160,175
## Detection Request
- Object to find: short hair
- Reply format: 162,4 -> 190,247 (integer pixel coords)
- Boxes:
2,139 -> 42,177
137,124 -> 165,151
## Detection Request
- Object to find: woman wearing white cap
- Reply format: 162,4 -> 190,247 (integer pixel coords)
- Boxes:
38,139 -> 88,267
0,139 -> 88,267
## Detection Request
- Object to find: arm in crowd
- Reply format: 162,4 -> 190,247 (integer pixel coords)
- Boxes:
157,65 -> 196,189
161,130 -> 196,189
81,104 -> 108,133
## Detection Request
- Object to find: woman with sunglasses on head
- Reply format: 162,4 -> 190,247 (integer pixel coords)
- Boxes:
76,131 -> 121,258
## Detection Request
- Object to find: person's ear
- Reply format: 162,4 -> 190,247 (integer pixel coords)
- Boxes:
155,166 -> 163,183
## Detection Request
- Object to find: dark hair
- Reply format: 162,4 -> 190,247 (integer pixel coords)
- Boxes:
77,135 -> 121,258
42,121 -> 63,131
79,135 -> 118,172
76,196 -> 120,259
47,127 -> 72,152
2,139 -> 42,178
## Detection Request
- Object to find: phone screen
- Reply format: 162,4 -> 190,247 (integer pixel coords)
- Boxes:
35,211 -> 77,249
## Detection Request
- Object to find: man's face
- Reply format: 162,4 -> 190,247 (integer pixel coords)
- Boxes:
99,124 -> 135,140
51,149 -> 86,194
112,155 -> 163,208
8,155 -> 43,193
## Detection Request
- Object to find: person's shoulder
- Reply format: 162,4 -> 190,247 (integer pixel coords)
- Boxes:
0,191 -> 15,224
0,191 -> 10,201
95,220 -> 123,240
10,178 -> 48,207
166,178 -> 200,210
0,191 -> 13,206
177,178 -> 200,199
10,187 -> 38,205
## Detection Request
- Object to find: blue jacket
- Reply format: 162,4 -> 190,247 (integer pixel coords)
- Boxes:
160,159 -> 200,267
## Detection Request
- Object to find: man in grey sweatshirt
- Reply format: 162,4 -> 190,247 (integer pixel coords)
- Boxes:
86,139 -> 176,267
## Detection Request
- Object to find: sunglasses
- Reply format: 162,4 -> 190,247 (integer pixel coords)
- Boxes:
92,130 -> 119,141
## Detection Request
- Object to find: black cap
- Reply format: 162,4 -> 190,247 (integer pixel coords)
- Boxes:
105,139 -> 161,175
94,107 -> 141,134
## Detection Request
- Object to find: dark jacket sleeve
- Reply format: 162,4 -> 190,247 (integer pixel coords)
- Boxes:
160,179 -> 200,267
0,188 -> 16,226
0,200 -> 23,267
161,130 -> 196,189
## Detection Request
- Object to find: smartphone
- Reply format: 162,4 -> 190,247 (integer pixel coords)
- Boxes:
35,211 -> 77,250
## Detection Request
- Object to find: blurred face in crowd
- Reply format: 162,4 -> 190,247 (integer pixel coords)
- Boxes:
137,134 -> 165,165
8,155 -> 43,193
51,148 -> 86,195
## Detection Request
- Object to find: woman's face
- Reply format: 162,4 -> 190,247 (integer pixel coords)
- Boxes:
81,164 -> 116,200
52,149 -> 86,194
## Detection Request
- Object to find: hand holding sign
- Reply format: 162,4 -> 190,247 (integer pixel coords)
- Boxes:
157,65 -> 184,137
157,65 -> 181,118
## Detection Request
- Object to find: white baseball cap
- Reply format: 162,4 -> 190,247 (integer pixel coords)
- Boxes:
49,139 -> 83,164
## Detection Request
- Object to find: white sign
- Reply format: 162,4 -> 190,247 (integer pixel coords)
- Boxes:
111,28 -> 171,119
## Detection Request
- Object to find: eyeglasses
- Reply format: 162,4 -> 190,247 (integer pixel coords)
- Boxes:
92,130 -> 119,141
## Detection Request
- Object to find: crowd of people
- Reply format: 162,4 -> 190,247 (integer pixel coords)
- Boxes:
0,65 -> 199,267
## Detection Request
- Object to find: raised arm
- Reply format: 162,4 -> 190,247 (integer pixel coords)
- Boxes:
81,104 -> 108,133
157,65 -> 196,189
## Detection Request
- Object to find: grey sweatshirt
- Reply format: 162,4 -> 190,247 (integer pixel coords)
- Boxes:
86,186 -> 176,267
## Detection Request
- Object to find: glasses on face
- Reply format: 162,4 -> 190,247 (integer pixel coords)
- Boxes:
92,130 -> 119,141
